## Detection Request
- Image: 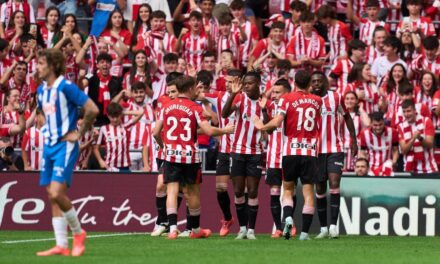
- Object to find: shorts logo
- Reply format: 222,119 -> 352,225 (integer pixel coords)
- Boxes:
290,142 -> 316,150
334,162 -> 344,167
166,149 -> 193,157
54,166 -> 64,177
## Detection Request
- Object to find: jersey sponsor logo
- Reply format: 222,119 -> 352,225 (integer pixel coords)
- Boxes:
290,142 -> 316,150
166,149 -> 193,157
42,103 -> 56,115
106,135 -> 125,142
321,109 -> 336,115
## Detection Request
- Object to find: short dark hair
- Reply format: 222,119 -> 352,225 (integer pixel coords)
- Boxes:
383,36 -> 402,53
229,0 -> 245,10
406,0 -> 423,6
200,0 -> 215,4
422,36 -> 439,50
227,69 -> 242,77
163,53 -> 179,63
397,82 -> 414,96
20,34 -> 35,44
203,51 -> 216,60
356,157 -> 369,167
15,60 -> 28,72
166,71 -> 184,85
277,59 -> 292,71
366,0 -> 380,7
401,99 -> 415,110
107,102 -> 123,117
244,70 -> 261,82
197,70 -> 213,86
151,10 -> 166,19
290,0 -> 307,12
348,39 -> 367,57
316,5 -> 336,20
96,52 -> 113,63
271,21 -> 285,30
38,49 -> 65,76
295,70 -> 311,90
369,111 -> 384,122
189,10 -> 203,20
132,81 -> 146,92
175,75 -> 196,93
299,11 -> 315,22
218,13 -> 232,25
274,78 -> 292,92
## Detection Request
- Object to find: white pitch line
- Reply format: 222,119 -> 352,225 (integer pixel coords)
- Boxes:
2,232 -> 150,244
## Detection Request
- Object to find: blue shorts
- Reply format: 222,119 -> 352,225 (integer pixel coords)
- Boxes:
40,141 -> 79,187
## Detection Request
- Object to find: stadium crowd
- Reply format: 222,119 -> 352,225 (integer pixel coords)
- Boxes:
0,0 -> 438,176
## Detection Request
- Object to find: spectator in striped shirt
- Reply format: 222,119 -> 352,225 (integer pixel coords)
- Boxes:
216,13 -> 246,70
21,108 -> 44,171
359,111 -> 400,176
398,99 -> 439,176
284,0 -> 307,43
93,102 -> 145,171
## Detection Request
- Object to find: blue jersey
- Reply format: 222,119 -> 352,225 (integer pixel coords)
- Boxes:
37,76 -> 89,146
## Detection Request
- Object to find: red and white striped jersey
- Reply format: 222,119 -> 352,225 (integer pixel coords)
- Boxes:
360,126 -> 398,174
96,123 -> 133,169
100,29 -> 132,77
4,78 -> 31,105
410,55 -> 440,87
152,70 -> 167,101
430,89 -> 440,127
327,21 -> 352,63
216,32 -> 241,68
284,19 -> 300,43
135,31 -> 176,71
387,1 -> 402,31
181,31 -> 209,71
286,30 -> 326,72
204,91 -> 235,154
0,58 -> 12,77
266,101 -> 283,168
344,80 -> 380,114
160,97 -> 206,164
269,0 -> 293,13
366,46 -> 384,65
21,127 -> 44,170
252,38 -> 287,63
396,16 -> 435,37
122,71 -> 148,92
64,54 -> 79,84
231,20 -> 259,69
319,91 -> 346,154
329,58 -> 353,94
397,115 -> 438,174
1,110 -> 21,148
141,123 -> 158,172
380,85 -> 400,122
203,16 -> 219,44
230,93 -> 265,155
121,100 -> 155,151
278,90 -> 322,157
358,18 -> 389,45
260,62 -> 277,93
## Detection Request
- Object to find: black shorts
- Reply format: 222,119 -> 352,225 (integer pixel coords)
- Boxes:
316,153 -> 345,183
163,162 -> 202,185
282,156 -> 318,185
230,153 -> 262,178
265,168 -> 282,186
216,152 -> 231,176
156,159 -> 164,174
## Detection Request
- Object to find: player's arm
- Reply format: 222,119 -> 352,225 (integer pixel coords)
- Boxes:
93,144 -> 108,169
221,78 -> 242,118
252,50 -> 270,70
392,146 -> 399,167
253,113 -> 284,132
153,120 -> 164,149
343,112 -> 358,156
77,99 -> 98,138
0,60 -> 16,86
198,121 -> 234,137
9,106 -> 26,136
347,0 -> 360,25
399,132 -> 419,155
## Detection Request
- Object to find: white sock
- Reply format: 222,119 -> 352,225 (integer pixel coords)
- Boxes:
247,229 -> 255,234
63,208 -> 82,235
240,226 -> 247,232
170,225 -> 177,232
321,226 -> 329,232
52,217 -> 68,248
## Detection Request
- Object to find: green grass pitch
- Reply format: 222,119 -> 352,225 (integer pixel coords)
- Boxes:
1,231 -> 440,264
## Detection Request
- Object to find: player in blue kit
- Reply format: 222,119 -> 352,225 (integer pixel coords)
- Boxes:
35,49 -> 99,257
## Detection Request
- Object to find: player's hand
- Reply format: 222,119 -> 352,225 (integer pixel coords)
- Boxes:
253,116 -> 264,130
62,130 -> 80,142
413,131 -> 421,140
231,77 -> 242,94
99,160 -> 108,169
259,96 -> 268,109
180,27 -> 189,37
143,165 -> 151,172
24,164 -> 32,171
223,124 -> 235,134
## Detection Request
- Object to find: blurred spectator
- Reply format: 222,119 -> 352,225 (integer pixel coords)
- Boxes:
354,158 -> 370,177
0,136 -> 24,171
21,108 -> 44,170
0,0 -> 36,39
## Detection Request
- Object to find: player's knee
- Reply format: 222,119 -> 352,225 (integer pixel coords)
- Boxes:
156,184 -> 166,193
48,190 -> 63,202
234,191 -> 244,199
247,189 -> 258,199
315,182 -> 327,195
329,180 -> 340,189
216,182 -> 228,192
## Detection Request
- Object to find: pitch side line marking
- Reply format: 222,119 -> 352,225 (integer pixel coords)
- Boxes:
1,232 -> 150,244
